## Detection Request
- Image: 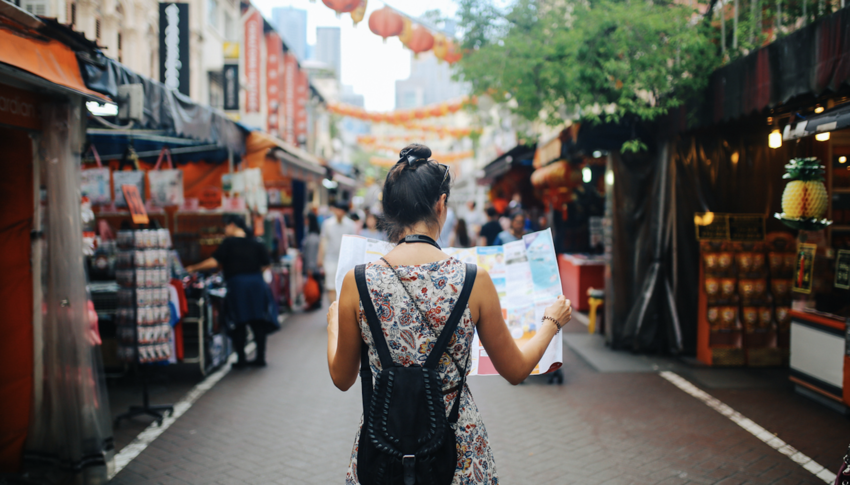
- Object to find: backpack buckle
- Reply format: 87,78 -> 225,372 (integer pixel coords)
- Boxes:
402,455 -> 416,485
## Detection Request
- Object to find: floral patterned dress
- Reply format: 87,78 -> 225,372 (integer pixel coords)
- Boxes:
346,258 -> 499,485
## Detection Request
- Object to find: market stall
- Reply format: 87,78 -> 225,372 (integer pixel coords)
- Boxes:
477,144 -> 539,216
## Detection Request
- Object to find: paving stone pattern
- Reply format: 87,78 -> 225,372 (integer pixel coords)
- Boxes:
110,311 -> 842,484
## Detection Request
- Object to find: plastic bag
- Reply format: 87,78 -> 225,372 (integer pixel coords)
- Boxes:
80,144 -> 111,204
113,170 -> 145,207
147,147 -> 184,206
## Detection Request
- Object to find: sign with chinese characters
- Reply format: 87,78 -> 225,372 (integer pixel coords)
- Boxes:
792,243 -> 817,294
158,2 -> 190,95
223,63 -> 239,111
243,10 -> 262,113
835,249 -> 850,290
266,33 -> 284,136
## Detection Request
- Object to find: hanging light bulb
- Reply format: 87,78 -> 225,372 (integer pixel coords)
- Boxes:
768,129 -> 782,149
814,106 -> 824,113
815,132 -> 830,141
605,170 -> 614,186
582,166 -> 592,183
840,156 -> 847,164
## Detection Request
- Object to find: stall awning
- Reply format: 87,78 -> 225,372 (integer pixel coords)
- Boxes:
0,6 -> 108,101
783,102 -> 850,140
245,131 -> 325,184
86,130 -> 236,164
478,144 -> 536,186
531,161 -> 574,189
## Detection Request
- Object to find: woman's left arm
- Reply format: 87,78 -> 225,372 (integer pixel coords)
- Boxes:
186,257 -> 219,273
327,269 -> 362,391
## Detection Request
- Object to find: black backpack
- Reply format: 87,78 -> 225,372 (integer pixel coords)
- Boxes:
354,263 -> 477,485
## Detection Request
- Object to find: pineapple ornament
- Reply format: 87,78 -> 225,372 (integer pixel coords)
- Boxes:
775,157 -> 833,230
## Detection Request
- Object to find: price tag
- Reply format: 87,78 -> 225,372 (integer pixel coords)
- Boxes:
122,184 -> 149,225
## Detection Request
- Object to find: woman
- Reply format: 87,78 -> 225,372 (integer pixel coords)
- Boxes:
327,144 -> 572,484
359,212 -> 385,241
494,211 -> 527,245
186,214 -> 273,368
454,218 -> 471,247
302,213 -> 323,310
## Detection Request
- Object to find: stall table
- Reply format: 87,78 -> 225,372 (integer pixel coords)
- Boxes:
557,254 -> 605,312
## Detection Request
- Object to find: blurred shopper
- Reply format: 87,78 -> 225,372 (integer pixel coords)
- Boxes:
437,205 -> 457,248
478,207 -> 502,246
454,218 -> 472,247
460,201 -> 485,241
186,214 -> 273,368
302,213 -> 323,310
494,211 -> 528,245
318,200 -> 357,302
359,212 -> 385,241
327,143 -> 572,484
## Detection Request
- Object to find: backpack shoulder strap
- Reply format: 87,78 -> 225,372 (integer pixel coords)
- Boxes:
354,264 -> 394,370
424,263 -> 477,369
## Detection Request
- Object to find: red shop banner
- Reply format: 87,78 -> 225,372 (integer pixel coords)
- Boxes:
295,67 -> 309,146
243,10 -> 262,114
283,52 -> 298,145
265,32 -> 283,136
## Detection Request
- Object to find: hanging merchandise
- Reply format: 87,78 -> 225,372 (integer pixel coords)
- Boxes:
114,171 -> 145,208
80,144 -> 111,205
147,147 -> 185,207
369,6 -> 404,41
406,24 -> 435,56
243,167 -> 268,215
350,0 -> 366,25
775,157 -> 833,230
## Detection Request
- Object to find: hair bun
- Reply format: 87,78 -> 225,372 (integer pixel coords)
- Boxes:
399,144 -> 431,164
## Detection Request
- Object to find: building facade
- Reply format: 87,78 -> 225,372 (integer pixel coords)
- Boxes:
271,6 -> 306,61
315,26 -> 340,80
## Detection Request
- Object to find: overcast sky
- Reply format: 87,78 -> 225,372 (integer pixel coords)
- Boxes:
251,0 -> 460,111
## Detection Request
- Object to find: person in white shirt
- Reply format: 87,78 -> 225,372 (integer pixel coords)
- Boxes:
318,201 -> 357,302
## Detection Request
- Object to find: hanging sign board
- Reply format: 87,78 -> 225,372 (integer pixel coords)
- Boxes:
223,63 -> 239,111
792,243 -> 817,294
0,83 -> 40,130
243,10 -> 263,113
122,184 -> 149,224
159,2 -> 190,95
695,213 -> 765,241
835,249 -> 850,290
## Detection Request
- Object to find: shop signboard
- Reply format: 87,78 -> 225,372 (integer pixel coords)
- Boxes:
792,243 -> 817,294
158,2 -> 190,96
283,52 -> 297,144
0,83 -> 40,130
121,184 -> 149,224
295,67 -> 309,147
223,63 -> 239,111
243,10 -> 262,114
695,213 -> 765,241
835,249 -> 850,290
266,33 -> 283,136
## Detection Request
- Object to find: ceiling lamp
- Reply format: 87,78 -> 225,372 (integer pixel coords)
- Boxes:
815,132 -> 830,141
368,7 -> 404,41
350,0 -> 366,25
768,129 -> 782,149
406,25 -> 435,56
322,0 -> 360,15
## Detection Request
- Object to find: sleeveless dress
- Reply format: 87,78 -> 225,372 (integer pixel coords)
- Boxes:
346,258 -> 499,485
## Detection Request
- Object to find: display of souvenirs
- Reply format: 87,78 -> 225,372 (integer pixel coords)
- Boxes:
115,229 -> 173,364
720,278 -> 737,299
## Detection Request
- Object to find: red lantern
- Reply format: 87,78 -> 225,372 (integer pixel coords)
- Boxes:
322,0 -> 360,14
368,7 -> 404,41
406,25 -> 435,55
444,40 -> 463,64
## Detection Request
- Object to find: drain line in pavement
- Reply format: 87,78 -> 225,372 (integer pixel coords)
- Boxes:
659,371 -> 835,483
108,341 -> 255,480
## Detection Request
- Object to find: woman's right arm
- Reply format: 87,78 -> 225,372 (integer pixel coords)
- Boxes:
471,270 -> 571,385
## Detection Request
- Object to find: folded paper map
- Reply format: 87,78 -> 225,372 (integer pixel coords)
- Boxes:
335,229 -> 563,376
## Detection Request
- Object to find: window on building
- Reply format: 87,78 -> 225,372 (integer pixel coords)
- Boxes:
95,18 -> 101,40
207,0 -> 218,29
22,0 -> 49,17
224,12 -> 235,40
67,1 -> 76,25
208,71 -> 224,109
117,33 -> 122,63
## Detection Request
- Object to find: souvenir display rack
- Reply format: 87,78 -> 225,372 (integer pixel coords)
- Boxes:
696,232 -> 795,366
113,229 -> 175,426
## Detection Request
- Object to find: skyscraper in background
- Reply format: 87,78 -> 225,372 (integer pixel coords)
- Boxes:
271,7 -> 307,61
315,27 -> 341,80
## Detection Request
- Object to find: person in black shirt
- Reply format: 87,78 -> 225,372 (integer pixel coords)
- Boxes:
477,207 -> 503,246
187,214 -> 273,368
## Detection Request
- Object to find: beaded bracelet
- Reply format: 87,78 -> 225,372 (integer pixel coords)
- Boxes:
542,315 -> 564,331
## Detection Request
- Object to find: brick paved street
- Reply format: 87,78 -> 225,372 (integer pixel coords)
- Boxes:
109,309 -> 849,485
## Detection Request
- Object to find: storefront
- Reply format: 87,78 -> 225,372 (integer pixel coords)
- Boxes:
477,144 -> 539,216
0,5 -> 114,480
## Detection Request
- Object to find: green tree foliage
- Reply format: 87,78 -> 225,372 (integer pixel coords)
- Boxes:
455,0 -> 720,150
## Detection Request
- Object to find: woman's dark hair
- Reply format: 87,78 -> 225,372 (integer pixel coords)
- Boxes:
381,144 -> 451,243
307,212 -> 320,234
380,143 -> 451,243
223,213 -> 253,236
456,218 -> 471,248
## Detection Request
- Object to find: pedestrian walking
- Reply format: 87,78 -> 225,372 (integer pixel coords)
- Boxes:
494,211 -> 528,245
302,213 -> 323,310
186,214 -> 274,368
477,207 -> 502,246
326,144 -> 572,484
359,212 -> 385,241
318,200 -> 357,303
453,218 -> 472,247
460,201 -> 485,241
